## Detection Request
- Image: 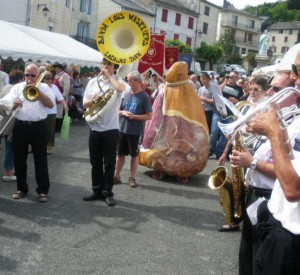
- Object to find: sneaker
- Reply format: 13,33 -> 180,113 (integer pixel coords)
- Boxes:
3,175 -> 17,182
129,177 -> 137,188
114,176 -> 122,184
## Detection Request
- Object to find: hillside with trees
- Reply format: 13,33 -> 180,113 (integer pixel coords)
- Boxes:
244,0 -> 300,22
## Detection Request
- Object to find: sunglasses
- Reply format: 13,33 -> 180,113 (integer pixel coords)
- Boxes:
250,87 -> 263,92
292,64 -> 300,77
25,74 -> 36,78
272,86 -> 282,93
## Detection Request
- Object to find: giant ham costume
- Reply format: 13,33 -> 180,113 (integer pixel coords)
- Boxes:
139,62 -> 210,179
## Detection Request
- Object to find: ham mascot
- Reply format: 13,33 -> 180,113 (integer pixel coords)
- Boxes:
139,62 -> 210,183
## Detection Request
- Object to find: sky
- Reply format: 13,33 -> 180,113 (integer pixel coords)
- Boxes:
210,0 -> 280,10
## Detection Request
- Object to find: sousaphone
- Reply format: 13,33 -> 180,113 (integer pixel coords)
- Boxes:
84,11 -> 151,123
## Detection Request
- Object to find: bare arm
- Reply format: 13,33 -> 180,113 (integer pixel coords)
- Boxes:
120,111 -> 152,121
247,104 -> 300,201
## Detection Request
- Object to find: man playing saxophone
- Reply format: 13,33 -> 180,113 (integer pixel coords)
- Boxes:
228,75 -> 300,275
82,58 -> 130,206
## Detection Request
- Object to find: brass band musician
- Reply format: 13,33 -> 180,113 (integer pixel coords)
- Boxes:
82,58 -> 130,206
0,63 -> 53,202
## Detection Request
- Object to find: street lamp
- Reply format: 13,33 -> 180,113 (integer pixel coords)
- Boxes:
37,4 -> 50,17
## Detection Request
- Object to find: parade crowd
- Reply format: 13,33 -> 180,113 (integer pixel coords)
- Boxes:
1,43 -> 300,275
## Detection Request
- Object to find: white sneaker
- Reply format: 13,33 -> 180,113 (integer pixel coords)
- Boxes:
3,175 -> 17,182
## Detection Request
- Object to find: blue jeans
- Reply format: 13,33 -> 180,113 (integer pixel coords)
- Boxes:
4,135 -> 14,170
209,113 -> 233,158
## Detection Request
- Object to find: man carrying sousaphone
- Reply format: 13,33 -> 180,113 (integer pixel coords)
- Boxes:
82,58 -> 130,206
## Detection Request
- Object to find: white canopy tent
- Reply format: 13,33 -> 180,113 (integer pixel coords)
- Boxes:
252,43 -> 300,77
0,20 -> 103,67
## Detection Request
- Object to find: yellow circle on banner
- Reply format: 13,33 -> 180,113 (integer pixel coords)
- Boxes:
96,12 -> 150,65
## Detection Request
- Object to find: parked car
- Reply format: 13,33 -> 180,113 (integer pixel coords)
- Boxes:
201,70 -> 219,79
229,64 -> 247,78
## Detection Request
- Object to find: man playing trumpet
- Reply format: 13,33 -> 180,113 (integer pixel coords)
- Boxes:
244,52 -> 300,275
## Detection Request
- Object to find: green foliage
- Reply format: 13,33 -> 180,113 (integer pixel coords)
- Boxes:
194,43 -> 224,70
245,52 -> 257,68
165,39 -> 192,54
218,31 -> 236,57
227,54 -> 243,65
244,1 -> 300,22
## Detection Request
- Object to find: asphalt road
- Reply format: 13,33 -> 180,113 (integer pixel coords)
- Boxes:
0,121 -> 240,275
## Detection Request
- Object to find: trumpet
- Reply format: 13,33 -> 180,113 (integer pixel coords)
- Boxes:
23,70 -> 47,102
218,87 -> 300,148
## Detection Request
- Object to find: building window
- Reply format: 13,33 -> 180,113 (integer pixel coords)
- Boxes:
248,33 -> 253,42
284,36 -> 288,42
278,30 -> 283,34
289,30 -> 293,35
247,19 -> 255,29
272,36 -> 275,42
188,17 -> 194,29
80,0 -> 92,14
77,21 -> 91,39
202,22 -> 208,34
273,46 -> 277,53
174,34 -> 179,40
175,13 -> 181,26
281,46 -> 289,53
186,37 -> 192,46
65,0 -> 70,8
204,6 -> 210,16
162,9 -> 168,22
232,15 -> 238,27
242,48 -> 246,54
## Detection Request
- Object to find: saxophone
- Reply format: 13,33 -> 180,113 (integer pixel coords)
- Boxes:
208,131 -> 245,225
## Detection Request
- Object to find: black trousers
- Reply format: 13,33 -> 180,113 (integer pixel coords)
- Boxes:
253,201 -> 300,275
89,129 -> 119,197
239,188 -> 271,275
12,119 -> 50,194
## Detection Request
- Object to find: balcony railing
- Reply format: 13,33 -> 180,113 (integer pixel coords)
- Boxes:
71,35 -> 97,50
221,20 -> 261,33
234,36 -> 259,46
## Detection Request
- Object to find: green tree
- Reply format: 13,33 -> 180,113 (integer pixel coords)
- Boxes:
194,43 -> 224,70
218,31 -> 239,63
287,0 -> 300,10
165,39 -> 192,54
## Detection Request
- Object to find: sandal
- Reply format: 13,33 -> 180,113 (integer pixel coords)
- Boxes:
38,193 -> 48,202
114,176 -> 122,184
129,177 -> 137,188
218,224 -> 240,232
12,191 -> 26,199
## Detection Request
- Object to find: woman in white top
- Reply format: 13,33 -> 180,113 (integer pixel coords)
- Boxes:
43,71 -> 68,154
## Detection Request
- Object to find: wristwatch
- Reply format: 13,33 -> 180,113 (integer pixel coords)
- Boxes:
250,158 -> 258,170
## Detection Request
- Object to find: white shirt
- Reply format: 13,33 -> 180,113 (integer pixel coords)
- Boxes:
83,75 -> 130,132
47,84 -> 64,115
267,117 -> 300,234
245,116 -> 300,190
268,159 -> 300,234
4,81 -> 52,121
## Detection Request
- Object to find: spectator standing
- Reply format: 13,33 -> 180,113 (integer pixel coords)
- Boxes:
114,71 -> 152,187
197,72 -> 214,133
0,60 -> 9,90
43,71 -> 68,154
53,62 -> 70,131
0,69 -> 24,181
